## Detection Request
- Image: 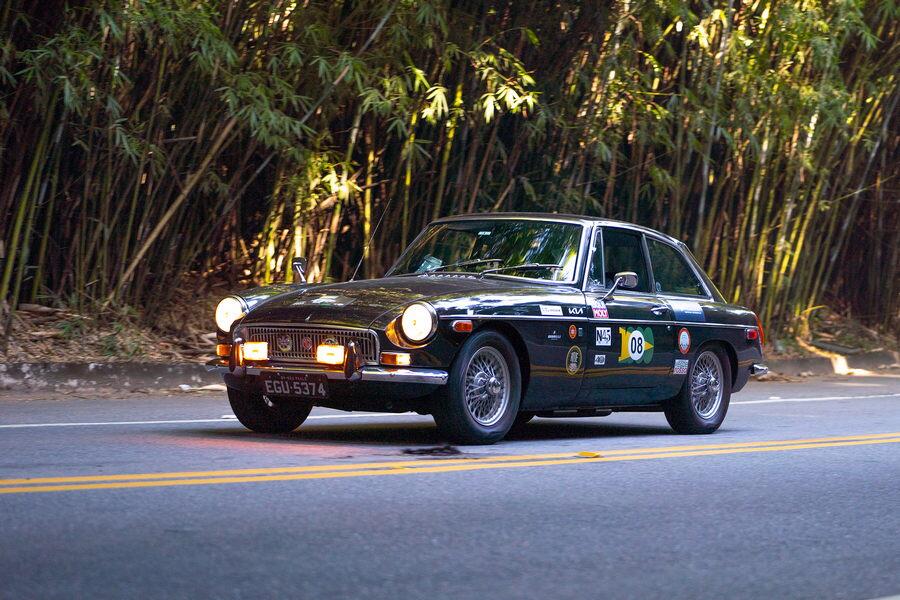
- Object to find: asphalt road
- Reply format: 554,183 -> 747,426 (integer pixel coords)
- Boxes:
1,374 -> 899,600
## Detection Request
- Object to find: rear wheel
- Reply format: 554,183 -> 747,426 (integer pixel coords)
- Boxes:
664,345 -> 731,434
433,330 -> 522,444
227,388 -> 312,433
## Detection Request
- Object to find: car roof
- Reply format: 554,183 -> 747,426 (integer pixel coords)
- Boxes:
431,212 -> 684,247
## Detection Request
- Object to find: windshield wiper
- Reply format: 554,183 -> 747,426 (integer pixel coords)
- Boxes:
423,258 -> 500,274
393,258 -> 500,276
480,263 -> 563,276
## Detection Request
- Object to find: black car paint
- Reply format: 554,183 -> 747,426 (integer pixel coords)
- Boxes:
219,214 -> 763,413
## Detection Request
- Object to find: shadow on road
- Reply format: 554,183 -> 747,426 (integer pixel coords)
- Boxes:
169,418 -> 675,449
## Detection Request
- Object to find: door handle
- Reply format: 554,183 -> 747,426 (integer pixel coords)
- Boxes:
650,305 -> 669,316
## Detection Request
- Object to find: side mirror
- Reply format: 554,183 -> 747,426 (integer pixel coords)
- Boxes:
601,271 -> 639,300
616,271 -> 639,289
291,257 -> 308,283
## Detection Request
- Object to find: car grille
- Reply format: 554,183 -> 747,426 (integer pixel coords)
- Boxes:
243,325 -> 379,365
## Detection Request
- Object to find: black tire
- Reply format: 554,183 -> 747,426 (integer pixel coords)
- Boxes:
227,388 -> 312,433
664,344 -> 731,434
433,330 -> 522,444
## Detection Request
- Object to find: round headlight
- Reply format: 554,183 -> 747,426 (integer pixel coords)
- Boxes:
400,302 -> 436,344
215,296 -> 246,332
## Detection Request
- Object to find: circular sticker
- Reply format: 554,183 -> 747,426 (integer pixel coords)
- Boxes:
677,328 -> 691,355
566,346 -> 582,375
628,329 -> 646,362
568,324 -> 578,340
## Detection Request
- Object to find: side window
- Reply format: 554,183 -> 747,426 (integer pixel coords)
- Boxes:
589,228 -> 651,292
647,239 -> 705,296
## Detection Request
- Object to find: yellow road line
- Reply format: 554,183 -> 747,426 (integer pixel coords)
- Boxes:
1,435 -> 898,495
2,431 -> 898,486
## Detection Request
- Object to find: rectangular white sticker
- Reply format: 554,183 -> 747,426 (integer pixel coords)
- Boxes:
668,300 -> 705,322
673,359 -> 689,375
539,305 -> 563,316
594,354 -> 606,366
595,327 -> 612,346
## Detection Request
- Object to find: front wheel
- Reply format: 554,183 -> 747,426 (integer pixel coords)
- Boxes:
433,330 -> 522,444
664,346 -> 731,434
227,388 -> 312,433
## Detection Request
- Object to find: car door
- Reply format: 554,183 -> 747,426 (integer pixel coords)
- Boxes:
645,236 -> 717,398
578,226 -> 675,405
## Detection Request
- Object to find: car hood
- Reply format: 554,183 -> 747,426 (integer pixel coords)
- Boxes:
238,275 -> 566,329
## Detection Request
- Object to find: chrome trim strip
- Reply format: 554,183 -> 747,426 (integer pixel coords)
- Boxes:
241,364 -> 448,385
358,366 -> 449,385
438,313 -> 753,329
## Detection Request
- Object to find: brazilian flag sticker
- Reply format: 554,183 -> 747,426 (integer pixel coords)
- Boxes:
618,327 -> 654,364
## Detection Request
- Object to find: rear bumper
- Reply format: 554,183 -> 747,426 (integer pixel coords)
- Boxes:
206,358 -> 448,386
750,363 -> 769,377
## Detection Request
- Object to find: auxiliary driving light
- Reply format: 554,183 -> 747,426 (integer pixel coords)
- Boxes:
242,341 -> 269,361
316,344 -> 345,365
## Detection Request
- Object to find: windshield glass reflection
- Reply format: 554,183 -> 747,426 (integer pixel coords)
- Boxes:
390,220 -> 581,282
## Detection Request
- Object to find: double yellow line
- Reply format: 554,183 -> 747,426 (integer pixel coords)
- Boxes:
2,432 -> 899,495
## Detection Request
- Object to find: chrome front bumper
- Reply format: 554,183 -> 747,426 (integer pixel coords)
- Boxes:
206,359 -> 448,386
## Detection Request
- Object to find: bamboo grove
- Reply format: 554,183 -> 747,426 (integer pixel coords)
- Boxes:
1,0 -> 898,340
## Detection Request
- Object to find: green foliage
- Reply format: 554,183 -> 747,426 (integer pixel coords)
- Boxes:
0,0 -> 897,340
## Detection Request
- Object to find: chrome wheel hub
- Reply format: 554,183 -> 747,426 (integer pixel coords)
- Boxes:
690,350 -> 724,420
464,347 -> 510,427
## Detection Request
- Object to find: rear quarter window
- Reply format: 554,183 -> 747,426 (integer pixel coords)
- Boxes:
647,239 -> 705,296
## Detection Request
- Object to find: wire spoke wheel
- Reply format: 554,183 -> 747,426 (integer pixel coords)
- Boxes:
690,350 -> 724,419
463,346 -> 511,427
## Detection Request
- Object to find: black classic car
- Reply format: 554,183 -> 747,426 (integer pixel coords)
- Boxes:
209,213 -> 767,444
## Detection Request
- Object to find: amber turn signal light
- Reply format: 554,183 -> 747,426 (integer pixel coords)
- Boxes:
380,352 -> 411,366
451,319 -> 473,333
216,344 -> 231,357
316,344 -> 345,365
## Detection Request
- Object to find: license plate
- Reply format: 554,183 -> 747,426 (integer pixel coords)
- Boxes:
262,373 -> 328,399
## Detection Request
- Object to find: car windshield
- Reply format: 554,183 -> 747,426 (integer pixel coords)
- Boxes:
389,219 -> 582,282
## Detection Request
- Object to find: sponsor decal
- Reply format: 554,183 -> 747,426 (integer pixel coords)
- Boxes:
677,327 -> 691,354
546,329 -> 562,341
673,359 -> 689,375
566,346 -> 583,375
594,354 -> 606,366
277,334 -> 293,353
568,324 -> 578,340
301,336 -> 313,352
540,304 -> 563,316
567,306 -> 585,316
618,326 -> 655,364
592,302 -> 609,319
669,300 -> 705,322
595,327 -> 612,346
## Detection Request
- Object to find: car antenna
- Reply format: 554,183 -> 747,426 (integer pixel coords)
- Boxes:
349,193 -> 395,281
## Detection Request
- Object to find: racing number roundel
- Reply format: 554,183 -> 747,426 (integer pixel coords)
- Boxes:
677,327 -> 691,354
618,327 -> 654,364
